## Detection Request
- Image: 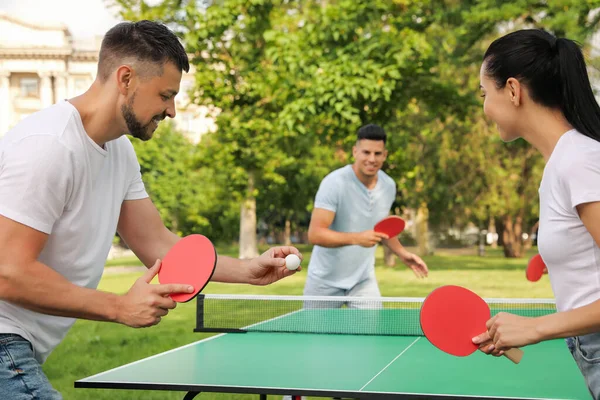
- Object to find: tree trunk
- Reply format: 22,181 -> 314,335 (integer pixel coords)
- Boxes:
300,230 -> 309,244
239,171 -> 259,259
503,147 -> 535,257
488,216 -> 498,249
502,214 -> 523,258
416,203 -> 431,256
284,219 -> 292,246
524,220 -> 539,250
274,229 -> 284,244
383,245 -> 396,267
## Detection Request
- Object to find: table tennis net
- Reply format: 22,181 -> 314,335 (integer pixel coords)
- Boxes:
193,294 -> 556,336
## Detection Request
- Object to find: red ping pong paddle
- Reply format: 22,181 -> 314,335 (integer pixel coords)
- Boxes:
158,234 -> 217,302
420,285 -> 523,364
374,216 -> 405,237
526,253 -> 546,282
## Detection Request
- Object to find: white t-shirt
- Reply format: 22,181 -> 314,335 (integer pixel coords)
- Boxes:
538,129 -> 600,312
0,100 -> 148,363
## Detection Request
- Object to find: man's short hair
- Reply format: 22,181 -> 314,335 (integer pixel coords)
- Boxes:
357,124 -> 386,144
97,20 -> 190,81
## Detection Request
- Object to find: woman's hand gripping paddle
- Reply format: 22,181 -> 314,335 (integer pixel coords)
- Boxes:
420,285 -> 523,364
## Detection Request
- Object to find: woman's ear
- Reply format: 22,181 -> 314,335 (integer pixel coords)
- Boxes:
506,77 -> 521,107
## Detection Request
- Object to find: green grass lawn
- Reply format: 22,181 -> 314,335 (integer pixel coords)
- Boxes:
45,245 -> 555,400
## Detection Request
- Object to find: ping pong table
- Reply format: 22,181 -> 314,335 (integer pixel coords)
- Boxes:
75,294 -> 591,399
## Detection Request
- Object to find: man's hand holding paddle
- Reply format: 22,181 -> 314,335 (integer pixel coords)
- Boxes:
354,230 -> 390,247
115,235 -> 303,328
115,259 -> 193,328
373,215 -> 428,278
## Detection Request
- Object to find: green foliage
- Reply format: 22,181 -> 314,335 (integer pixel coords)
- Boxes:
382,1 -> 599,233
111,0 -> 600,251
114,0 -> 331,240
131,122 -> 214,236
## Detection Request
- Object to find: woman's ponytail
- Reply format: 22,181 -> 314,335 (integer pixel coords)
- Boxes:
556,37 -> 600,142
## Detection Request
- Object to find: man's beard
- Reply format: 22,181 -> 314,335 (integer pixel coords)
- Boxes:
121,93 -> 164,141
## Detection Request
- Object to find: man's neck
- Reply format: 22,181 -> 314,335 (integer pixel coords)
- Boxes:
352,164 -> 378,189
68,82 -> 123,147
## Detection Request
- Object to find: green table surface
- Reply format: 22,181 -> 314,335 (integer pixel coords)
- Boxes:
76,329 -> 590,399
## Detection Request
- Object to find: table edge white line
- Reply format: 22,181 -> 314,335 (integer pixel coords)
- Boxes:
77,309 -> 305,382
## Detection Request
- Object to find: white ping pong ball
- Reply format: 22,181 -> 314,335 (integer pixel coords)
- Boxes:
285,254 -> 301,271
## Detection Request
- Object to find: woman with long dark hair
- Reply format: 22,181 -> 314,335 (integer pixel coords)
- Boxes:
473,29 -> 600,397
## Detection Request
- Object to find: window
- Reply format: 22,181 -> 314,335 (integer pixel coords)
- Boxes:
20,78 -> 39,98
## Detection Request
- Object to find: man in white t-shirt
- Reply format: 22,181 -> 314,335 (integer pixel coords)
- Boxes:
0,20 -> 302,399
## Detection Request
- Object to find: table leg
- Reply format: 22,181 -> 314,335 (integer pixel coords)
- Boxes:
260,395 -> 267,400
183,391 -> 201,400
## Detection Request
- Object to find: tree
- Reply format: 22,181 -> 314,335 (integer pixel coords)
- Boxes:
131,122 -> 207,235
115,0 -> 305,257
114,0 -> 600,258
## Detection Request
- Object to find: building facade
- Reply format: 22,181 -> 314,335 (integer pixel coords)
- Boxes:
0,12 -> 216,143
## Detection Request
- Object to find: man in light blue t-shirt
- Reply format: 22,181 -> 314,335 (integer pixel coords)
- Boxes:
304,124 -> 428,308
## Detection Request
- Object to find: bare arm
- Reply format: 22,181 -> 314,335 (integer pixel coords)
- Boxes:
117,198 -> 301,284
307,208 -> 356,247
0,204 -> 195,330
477,294 -> 600,353
116,198 -> 180,267
0,212 -> 192,328
382,236 -> 428,278
0,215 -> 120,322
382,236 -> 411,259
474,201 -> 600,352
307,208 -> 387,248
536,299 -> 600,340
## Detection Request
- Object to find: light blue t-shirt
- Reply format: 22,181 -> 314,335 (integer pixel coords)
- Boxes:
308,165 -> 396,289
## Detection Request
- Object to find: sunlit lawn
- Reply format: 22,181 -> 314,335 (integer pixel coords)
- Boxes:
46,245 -> 554,399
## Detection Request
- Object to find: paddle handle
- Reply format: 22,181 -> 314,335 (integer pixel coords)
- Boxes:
503,347 -> 523,364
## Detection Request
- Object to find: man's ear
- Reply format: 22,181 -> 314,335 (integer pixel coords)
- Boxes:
116,65 -> 134,95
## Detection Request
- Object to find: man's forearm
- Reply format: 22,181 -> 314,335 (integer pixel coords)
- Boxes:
129,228 -> 256,284
127,228 -> 180,269
308,228 -> 359,248
211,256 -> 252,283
0,260 -> 119,322
383,237 -> 409,258
136,230 -> 255,284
